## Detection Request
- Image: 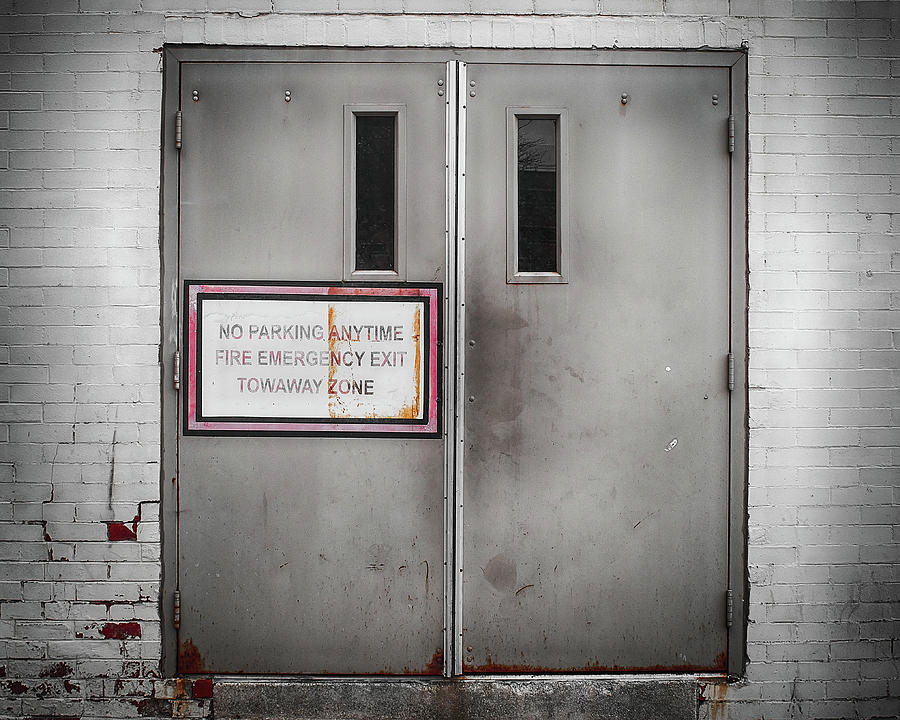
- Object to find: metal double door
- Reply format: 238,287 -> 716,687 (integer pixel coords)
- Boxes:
168,53 -> 738,675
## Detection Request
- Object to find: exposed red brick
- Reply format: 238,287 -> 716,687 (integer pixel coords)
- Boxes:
134,698 -> 172,717
39,662 -> 73,678
101,622 -> 141,640
192,677 -> 213,699
107,522 -> 137,541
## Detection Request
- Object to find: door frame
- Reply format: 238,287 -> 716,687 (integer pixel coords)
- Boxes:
160,46 -> 747,678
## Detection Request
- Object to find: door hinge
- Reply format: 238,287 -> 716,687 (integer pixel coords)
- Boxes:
173,589 -> 181,630
727,115 -> 734,154
726,589 -> 734,629
173,350 -> 181,391
727,352 -> 735,392
175,110 -> 183,150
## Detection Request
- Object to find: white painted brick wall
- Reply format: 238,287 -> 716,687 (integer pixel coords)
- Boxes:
1,2 -> 897,719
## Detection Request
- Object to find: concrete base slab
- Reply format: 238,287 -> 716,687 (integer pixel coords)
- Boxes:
214,678 -> 698,720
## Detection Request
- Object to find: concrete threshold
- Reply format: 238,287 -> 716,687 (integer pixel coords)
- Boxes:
213,676 -> 699,720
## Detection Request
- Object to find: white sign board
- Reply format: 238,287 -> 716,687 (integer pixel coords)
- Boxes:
184,283 -> 440,436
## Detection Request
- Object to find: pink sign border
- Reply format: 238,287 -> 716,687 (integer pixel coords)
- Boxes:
184,282 -> 441,437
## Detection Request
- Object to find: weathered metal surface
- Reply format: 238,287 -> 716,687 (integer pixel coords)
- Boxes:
214,678 -> 698,720
176,61 -> 447,673
462,63 -> 732,671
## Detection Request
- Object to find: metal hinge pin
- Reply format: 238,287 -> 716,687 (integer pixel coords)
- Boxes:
174,111 -> 182,150
727,352 -> 735,392
728,115 -> 735,154
726,589 -> 734,628
173,589 -> 181,630
174,350 -> 181,391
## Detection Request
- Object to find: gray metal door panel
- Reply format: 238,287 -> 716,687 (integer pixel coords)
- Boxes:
177,62 -> 446,674
462,64 -> 731,672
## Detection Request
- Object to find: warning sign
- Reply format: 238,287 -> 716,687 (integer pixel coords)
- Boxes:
184,282 -> 440,436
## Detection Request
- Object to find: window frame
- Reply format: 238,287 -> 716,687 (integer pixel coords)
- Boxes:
506,106 -> 569,284
343,104 -> 408,281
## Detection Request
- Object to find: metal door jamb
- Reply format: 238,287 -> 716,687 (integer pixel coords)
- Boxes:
442,59 -> 461,679
451,60 -> 468,678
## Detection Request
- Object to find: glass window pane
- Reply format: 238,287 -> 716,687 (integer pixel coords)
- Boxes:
517,117 -> 558,273
355,115 -> 396,271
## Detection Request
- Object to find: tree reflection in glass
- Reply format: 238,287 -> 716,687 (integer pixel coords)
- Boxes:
517,117 -> 558,273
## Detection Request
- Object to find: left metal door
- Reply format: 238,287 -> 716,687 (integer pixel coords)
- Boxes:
172,59 -> 447,674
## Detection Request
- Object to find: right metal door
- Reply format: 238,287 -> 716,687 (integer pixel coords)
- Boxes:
462,62 -> 732,672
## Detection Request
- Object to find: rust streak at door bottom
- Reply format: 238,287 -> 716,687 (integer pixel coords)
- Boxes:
178,638 -> 206,674
465,650 -> 727,674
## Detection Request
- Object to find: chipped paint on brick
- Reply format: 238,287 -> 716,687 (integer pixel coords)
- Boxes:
192,677 -> 213,699
107,521 -> 137,541
101,622 -> 142,640
134,698 -> 173,717
39,662 -> 73,678
64,679 -> 81,694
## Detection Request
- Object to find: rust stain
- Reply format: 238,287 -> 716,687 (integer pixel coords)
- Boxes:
326,304 -> 347,419
465,657 -> 728,674
101,622 -> 141,640
424,647 -> 444,675
396,306 -> 421,419
169,677 -> 190,700
396,648 -> 444,676
178,638 -> 206,674
705,680 -> 729,720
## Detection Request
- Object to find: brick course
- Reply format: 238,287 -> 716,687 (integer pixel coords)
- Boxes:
1,2 -> 898,719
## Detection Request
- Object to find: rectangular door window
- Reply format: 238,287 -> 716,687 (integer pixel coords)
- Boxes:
344,105 -> 408,279
356,115 -> 395,270
507,108 -> 568,283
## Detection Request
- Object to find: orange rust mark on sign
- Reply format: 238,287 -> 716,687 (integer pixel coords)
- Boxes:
178,638 -> 206,674
326,304 -> 345,419
396,306 -> 421,420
